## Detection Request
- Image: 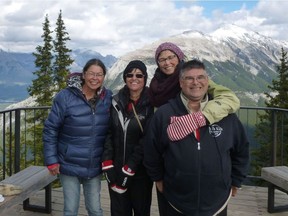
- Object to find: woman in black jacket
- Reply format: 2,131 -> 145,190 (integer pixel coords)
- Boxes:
102,60 -> 154,216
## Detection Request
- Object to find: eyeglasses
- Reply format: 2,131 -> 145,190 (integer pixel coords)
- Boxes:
86,71 -> 104,78
182,75 -> 207,83
158,54 -> 177,64
125,73 -> 145,79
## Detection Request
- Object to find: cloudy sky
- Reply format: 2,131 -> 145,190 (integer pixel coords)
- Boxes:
1,0 -> 287,57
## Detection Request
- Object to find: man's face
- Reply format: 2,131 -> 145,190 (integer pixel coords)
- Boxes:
179,68 -> 209,102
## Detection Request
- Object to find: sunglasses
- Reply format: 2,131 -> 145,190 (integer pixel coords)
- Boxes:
125,73 -> 145,79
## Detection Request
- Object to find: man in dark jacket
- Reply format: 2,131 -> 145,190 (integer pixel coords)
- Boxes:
144,59 -> 249,216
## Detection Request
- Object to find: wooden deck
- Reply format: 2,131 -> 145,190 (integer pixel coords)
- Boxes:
2,181 -> 288,216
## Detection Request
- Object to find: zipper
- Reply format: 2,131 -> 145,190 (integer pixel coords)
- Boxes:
195,129 -> 200,150
195,128 -> 201,209
88,105 -> 96,178
123,117 -> 130,165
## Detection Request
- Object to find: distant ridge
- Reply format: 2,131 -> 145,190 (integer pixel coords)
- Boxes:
0,49 -> 117,102
2,24 -> 288,108
105,24 -> 288,106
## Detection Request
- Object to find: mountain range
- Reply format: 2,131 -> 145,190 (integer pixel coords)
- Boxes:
0,49 -> 117,102
105,24 -> 288,106
1,24 -> 288,107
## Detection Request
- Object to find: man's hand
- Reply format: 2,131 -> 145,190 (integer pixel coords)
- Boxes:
156,180 -> 163,193
231,186 -> 240,197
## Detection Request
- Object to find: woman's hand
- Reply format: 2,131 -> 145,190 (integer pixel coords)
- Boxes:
47,164 -> 60,176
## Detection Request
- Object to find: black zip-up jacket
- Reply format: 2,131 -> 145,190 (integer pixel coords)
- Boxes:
144,94 -> 249,215
102,86 -> 154,178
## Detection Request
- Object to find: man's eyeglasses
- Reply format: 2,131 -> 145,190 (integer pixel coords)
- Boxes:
125,73 -> 145,79
182,75 -> 207,83
86,71 -> 104,78
158,54 -> 177,64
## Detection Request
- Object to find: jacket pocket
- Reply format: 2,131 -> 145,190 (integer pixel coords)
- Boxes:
165,171 -> 198,207
200,173 -> 229,210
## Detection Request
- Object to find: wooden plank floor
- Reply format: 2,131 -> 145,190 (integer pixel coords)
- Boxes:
2,181 -> 288,216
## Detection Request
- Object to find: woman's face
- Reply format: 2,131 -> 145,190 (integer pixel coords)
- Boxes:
157,50 -> 179,75
125,68 -> 145,93
83,65 -> 105,91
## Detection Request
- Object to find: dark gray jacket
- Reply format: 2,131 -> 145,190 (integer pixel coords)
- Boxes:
144,94 -> 249,215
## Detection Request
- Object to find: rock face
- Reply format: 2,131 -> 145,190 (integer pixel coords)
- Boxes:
2,24 -> 288,107
105,24 -> 288,106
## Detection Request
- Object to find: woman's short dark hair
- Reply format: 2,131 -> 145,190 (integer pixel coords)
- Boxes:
83,58 -> 107,75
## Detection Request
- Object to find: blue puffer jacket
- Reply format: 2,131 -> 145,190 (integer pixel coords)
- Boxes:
43,75 -> 112,179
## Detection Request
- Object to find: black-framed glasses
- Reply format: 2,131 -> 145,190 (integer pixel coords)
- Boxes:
125,73 -> 145,78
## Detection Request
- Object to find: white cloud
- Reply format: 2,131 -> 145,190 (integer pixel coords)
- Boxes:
0,0 -> 287,57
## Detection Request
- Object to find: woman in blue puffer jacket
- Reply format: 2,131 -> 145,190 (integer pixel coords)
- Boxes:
43,58 -> 112,216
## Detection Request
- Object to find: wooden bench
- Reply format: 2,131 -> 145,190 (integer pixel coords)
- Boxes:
261,166 -> 288,213
0,165 -> 57,214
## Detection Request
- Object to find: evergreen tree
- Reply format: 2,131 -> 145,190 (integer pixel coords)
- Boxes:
265,47 -> 288,108
252,48 -> 288,179
53,10 -> 74,92
26,15 -> 54,167
7,12 -> 74,172
25,12 -> 74,168
28,14 -> 54,106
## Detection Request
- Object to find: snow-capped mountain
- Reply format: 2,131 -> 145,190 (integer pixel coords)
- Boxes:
2,24 -> 287,107
105,24 -> 288,106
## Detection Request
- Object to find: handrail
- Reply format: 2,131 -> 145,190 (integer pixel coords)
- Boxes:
1,106 -> 288,184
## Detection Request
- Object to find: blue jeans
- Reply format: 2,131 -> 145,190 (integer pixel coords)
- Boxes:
60,174 -> 103,216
